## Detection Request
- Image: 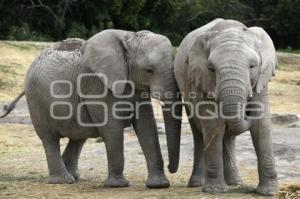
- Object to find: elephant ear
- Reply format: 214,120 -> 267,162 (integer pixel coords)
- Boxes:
249,27 -> 277,93
80,32 -> 128,95
187,31 -> 218,93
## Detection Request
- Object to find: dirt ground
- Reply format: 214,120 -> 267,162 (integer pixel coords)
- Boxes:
0,123 -> 300,199
0,42 -> 300,198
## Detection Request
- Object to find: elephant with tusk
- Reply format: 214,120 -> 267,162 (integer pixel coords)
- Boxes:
1,30 -> 182,188
174,19 -> 278,195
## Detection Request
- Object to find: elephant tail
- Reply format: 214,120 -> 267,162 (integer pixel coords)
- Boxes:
0,91 -> 25,118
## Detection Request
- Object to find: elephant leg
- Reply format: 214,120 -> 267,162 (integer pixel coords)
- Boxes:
188,122 -> 205,187
62,139 -> 86,181
132,100 -> 169,188
186,106 -> 205,187
250,118 -> 278,196
85,102 -> 128,187
102,122 -> 129,187
201,120 -> 228,193
41,136 -> 75,184
223,134 -> 243,185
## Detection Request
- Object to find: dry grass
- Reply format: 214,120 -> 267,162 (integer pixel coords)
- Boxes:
269,65 -> 300,114
278,184 -> 300,199
0,41 -> 51,102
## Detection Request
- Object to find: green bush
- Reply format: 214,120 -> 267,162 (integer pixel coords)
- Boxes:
88,25 -> 103,38
7,23 -> 52,41
67,23 -> 88,39
1,0 -> 299,48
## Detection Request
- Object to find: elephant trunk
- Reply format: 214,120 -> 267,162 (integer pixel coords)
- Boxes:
161,85 -> 182,173
218,72 -> 252,135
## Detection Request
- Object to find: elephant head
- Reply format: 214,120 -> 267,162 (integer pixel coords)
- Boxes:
188,20 -> 277,134
80,30 -> 182,173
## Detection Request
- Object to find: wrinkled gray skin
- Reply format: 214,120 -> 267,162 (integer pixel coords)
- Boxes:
174,19 -> 278,195
20,30 -> 181,187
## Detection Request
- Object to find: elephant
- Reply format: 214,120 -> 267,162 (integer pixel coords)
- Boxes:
1,30 -> 182,188
174,19 -> 278,195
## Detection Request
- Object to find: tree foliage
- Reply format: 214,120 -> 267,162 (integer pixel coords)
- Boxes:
0,0 -> 299,48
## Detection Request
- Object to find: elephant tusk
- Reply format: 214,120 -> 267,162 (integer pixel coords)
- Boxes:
160,101 -> 165,106
159,101 -> 165,107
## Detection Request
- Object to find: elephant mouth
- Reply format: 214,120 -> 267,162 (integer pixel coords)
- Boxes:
225,115 -> 252,135
222,97 -> 256,135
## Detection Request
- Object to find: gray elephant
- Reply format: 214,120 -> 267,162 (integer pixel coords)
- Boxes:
1,30 -> 182,188
174,19 -> 278,195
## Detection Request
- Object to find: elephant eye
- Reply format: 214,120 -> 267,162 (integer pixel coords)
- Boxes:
250,65 -> 255,69
209,68 -> 215,72
146,69 -> 153,74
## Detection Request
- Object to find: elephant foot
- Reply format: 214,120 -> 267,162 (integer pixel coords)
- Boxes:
146,174 -> 170,188
64,163 -> 80,181
67,168 -> 80,181
225,173 -> 243,186
104,175 -> 129,187
48,172 -> 75,184
203,182 -> 229,193
255,180 -> 278,196
188,175 -> 204,187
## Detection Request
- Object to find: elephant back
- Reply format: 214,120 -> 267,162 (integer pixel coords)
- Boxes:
24,38 -> 86,104
52,38 -> 85,52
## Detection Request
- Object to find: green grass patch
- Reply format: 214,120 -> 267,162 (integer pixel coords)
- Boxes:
277,64 -> 300,71
2,42 -> 33,51
1,41 -> 51,51
0,174 -> 46,182
278,49 -> 300,54
0,64 -> 18,74
0,79 -> 12,89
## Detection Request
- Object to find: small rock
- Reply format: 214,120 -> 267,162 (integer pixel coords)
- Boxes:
271,113 -> 299,125
287,121 -> 300,128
